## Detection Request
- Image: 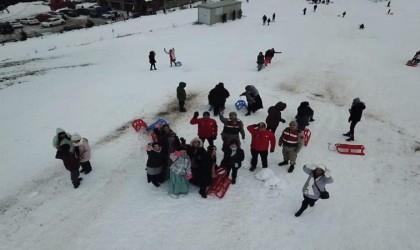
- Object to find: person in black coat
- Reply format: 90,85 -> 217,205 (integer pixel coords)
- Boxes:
240,85 -> 264,116
57,144 -> 82,189
146,142 -> 166,187
196,145 -> 217,198
265,101 -> 287,133
295,101 -> 314,132
343,98 -> 366,141
257,52 -> 265,71
262,15 -> 267,25
186,138 -> 207,186
208,82 -> 230,116
149,51 -> 156,70
159,131 -> 181,181
221,139 -> 244,184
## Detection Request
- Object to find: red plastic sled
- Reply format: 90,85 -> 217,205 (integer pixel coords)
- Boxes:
335,143 -> 365,155
304,128 -> 311,146
406,60 -> 418,67
132,119 -> 147,132
207,167 -> 231,198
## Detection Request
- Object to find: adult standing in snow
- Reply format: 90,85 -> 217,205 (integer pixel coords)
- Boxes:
267,18 -> 271,26
196,145 -> 217,198
232,10 -> 236,20
342,11 -> 346,18
295,101 -> 315,132
57,144 -> 82,189
53,128 -> 72,150
186,138 -> 207,186
295,164 -> 333,217
303,7 -> 307,15
71,133 -> 92,174
222,13 -> 227,23
313,4 -> 317,12
149,51 -> 157,70
190,111 -> 218,147
208,82 -> 230,116
221,139 -> 245,184
262,15 -> 267,25
278,121 -> 304,173
176,82 -> 187,112
387,1 -> 390,7
272,13 -> 276,22
238,9 -> 242,19
219,111 -> 246,149
343,98 -> 366,141
247,122 -> 276,172
240,85 -> 264,116
159,131 -> 181,181
164,48 -> 176,67
265,101 -> 287,133
257,52 -> 265,71
168,146 -> 192,198
146,142 -> 165,187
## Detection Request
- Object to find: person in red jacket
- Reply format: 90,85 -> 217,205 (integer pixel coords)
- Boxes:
190,111 -> 218,147
247,122 -> 276,172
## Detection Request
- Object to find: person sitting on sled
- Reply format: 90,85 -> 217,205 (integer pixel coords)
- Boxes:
164,48 -> 176,67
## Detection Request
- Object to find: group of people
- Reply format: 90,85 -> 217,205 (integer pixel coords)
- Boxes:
262,13 -> 275,25
221,9 -> 242,23
53,128 -> 92,189
148,47 -> 177,70
256,48 -> 282,71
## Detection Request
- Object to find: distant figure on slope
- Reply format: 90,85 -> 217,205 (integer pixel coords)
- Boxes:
267,18 -> 271,26
343,98 -> 366,141
176,82 -> 187,112
272,13 -> 276,22
295,164 -> 333,217
359,23 -> 365,29
264,48 -> 282,66
342,11 -> 346,18
257,52 -> 265,71
265,101 -> 287,133
57,144 -> 83,189
208,82 -> 230,116
222,13 -> 227,23
313,4 -> 317,12
303,8 -> 307,15
149,51 -> 157,70
164,48 -> 176,67
387,1 -> 390,7
387,9 -> 391,15
262,15 -> 267,25
71,133 -> 92,174
240,85 -> 264,116
295,101 -> 315,132
232,10 -> 236,20
411,50 -> 420,65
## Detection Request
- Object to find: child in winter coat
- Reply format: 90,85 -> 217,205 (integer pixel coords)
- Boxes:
57,144 -> 82,189
257,52 -> 265,71
168,146 -> 192,198
176,82 -> 187,112
149,51 -> 157,70
265,101 -> 287,133
221,139 -> 245,184
71,133 -> 92,174
295,164 -> 333,217
146,142 -> 166,187
164,48 -> 176,67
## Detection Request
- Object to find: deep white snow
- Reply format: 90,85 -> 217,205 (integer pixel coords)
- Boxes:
1,0 -> 420,249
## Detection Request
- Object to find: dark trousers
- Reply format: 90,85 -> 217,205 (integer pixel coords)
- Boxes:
199,137 -> 214,147
80,161 -> 92,173
297,195 -> 318,213
267,124 -> 279,134
226,164 -> 240,181
250,149 -> 268,168
212,104 -> 224,116
199,185 -> 207,195
150,63 -> 156,70
178,100 -> 185,111
70,170 -> 80,184
349,120 -> 359,136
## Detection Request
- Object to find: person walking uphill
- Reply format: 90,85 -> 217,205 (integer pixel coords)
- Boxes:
71,133 -> 92,174
190,111 -> 218,147
176,82 -> 187,112
219,111 -> 246,149
164,48 -> 176,67
295,164 -> 333,217
265,101 -> 287,133
208,82 -> 230,116
168,146 -> 192,198
343,98 -> 366,141
56,144 -> 83,189
149,51 -> 157,70
278,121 -> 304,173
146,142 -> 166,187
247,122 -> 276,172
240,85 -> 264,116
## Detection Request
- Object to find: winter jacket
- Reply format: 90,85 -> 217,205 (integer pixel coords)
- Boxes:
187,138 -> 206,169
221,146 -> 245,168
296,102 -> 314,128
208,84 -> 230,107
240,85 -> 264,112
196,152 -> 215,187
164,48 -> 176,61
61,152 -> 80,172
52,128 -> 72,149
190,117 -> 218,138
219,115 -> 245,138
149,51 -> 156,63
247,125 -> 276,152
302,164 -> 334,200
169,153 -> 192,176
266,102 -> 286,128
73,138 -> 91,162
176,82 -> 187,101
279,127 -> 304,151
349,99 -> 366,122
257,53 -> 264,65
147,148 -> 167,168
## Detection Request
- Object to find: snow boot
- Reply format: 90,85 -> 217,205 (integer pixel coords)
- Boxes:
199,190 -> 207,198
295,209 -> 304,217
152,181 -> 160,187
73,180 -> 81,189
231,179 -> 236,185
346,136 -> 354,141
249,166 -> 256,172
288,165 -> 295,173
343,132 -> 351,137
245,112 -> 251,116
278,160 -> 289,166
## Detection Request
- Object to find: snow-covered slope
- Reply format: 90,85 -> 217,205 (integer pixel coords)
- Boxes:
1,0 -> 420,249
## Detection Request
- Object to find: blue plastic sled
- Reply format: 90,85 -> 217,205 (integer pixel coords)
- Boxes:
175,61 -> 182,67
235,100 -> 247,110
147,118 -> 168,132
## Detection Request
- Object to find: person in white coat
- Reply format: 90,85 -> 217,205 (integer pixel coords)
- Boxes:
71,133 -> 92,174
295,164 -> 333,217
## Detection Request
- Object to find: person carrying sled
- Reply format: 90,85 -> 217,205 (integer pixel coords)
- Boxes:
247,122 -> 276,172
240,85 -> 264,116
257,52 -> 265,71
343,98 -> 366,141
219,111 -> 246,149
149,51 -> 157,70
208,82 -> 230,116
278,121 -> 304,173
265,101 -> 287,133
294,164 -> 333,217
164,48 -> 176,67
190,111 -> 218,147
71,133 -> 92,174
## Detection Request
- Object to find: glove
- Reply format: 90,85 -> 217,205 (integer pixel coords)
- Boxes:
270,149 -> 274,153
193,111 -> 199,118
281,119 -> 286,123
180,137 -> 186,144
212,136 -> 217,140
348,117 -> 351,123
185,174 -> 193,180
